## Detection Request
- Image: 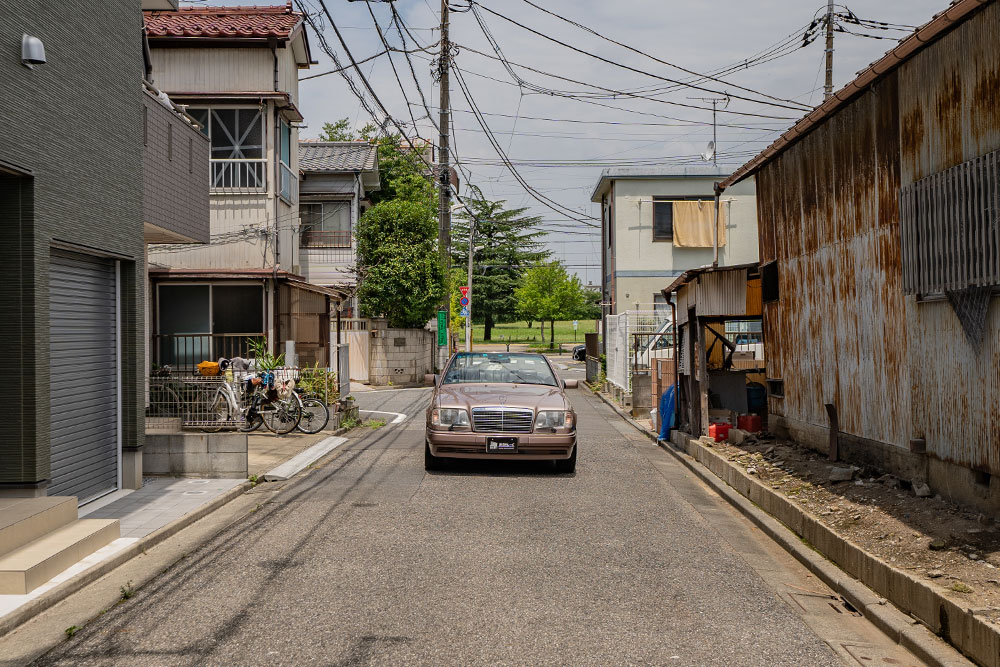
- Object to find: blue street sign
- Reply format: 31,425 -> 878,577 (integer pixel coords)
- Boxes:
459,296 -> 469,306
460,307 -> 469,317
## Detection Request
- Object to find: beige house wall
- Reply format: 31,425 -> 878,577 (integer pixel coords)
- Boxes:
608,176 -> 757,310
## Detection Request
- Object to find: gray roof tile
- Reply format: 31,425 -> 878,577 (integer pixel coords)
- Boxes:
299,141 -> 378,172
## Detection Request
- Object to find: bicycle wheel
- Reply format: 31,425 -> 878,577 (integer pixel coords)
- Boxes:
261,393 -> 302,435
296,397 -> 330,434
199,388 -> 231,433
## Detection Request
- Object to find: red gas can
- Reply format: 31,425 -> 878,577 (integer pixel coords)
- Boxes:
737,415 -> 762,433
709,422 -> 731,442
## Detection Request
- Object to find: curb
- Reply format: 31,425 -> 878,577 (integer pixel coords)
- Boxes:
0,480 -> 252,639
587,388 -> 975,667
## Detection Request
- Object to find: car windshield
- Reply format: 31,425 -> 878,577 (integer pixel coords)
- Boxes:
443,353 -> 557,386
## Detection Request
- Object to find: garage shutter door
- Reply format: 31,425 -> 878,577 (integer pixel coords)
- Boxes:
49,250 -> 119,503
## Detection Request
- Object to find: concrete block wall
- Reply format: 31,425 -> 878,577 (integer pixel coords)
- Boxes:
143,433 -> 248,479
368,324 -> 434,386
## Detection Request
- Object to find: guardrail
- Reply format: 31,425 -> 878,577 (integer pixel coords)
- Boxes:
151,334 -> 263,371
210,158 -> 266,193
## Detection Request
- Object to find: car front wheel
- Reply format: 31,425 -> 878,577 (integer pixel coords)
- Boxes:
554,443 -> 577,474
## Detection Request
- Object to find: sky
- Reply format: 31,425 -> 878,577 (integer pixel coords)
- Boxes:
187,0 -> 947,284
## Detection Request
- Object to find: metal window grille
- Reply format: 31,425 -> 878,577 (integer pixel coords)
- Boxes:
900,148 -> 1000,295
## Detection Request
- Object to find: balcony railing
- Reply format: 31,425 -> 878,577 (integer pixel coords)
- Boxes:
300,230 -> 352,248
210,159 -> 266,193
151,333 -> 264,371
279,161 -> 298,204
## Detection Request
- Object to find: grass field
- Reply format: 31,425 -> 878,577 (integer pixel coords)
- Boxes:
470,320 -> 597,345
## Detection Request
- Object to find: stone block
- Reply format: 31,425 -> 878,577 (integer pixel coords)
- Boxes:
727,428 -> 749,444
208,434 -> 249,454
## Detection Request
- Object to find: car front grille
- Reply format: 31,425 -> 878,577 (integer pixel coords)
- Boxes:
471,407 -> 534,433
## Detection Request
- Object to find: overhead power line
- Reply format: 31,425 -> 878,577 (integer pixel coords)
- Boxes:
471,2 -> 811,113
507,0 -> 812,110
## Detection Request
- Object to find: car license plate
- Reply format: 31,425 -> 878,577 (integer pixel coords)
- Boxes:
487,437 -> 518,453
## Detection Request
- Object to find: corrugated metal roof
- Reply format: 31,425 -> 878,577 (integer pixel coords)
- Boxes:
298,142 -> 378,173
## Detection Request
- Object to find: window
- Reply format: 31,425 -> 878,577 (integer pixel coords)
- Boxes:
156,283 -> 265,367
300,202 -> 351,247
278,120 -> 296,203
761,261 -> 779,303
767,379 -> 784,397
652,199 -> 673,240
187,107 -> 266,191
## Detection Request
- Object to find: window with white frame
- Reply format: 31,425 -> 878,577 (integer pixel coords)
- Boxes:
300,201 -> 351,247
188,107 -> 266,191
278,119 -> 297,203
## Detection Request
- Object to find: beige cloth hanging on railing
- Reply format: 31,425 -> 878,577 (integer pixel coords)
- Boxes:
672,200 -> 727,248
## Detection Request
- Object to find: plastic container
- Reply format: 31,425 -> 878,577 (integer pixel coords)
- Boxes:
737,415 -> 762,433
709,422 -> 731,442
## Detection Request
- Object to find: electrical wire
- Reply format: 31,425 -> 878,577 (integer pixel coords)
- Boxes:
507,0 -> 813,109
471,2 -> 811,113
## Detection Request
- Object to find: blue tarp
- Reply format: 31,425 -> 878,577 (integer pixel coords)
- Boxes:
658,385 -> 676,440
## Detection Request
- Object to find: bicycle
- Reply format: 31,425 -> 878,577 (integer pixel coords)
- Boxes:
237,370 -> 303,435
294,388 -> 330,434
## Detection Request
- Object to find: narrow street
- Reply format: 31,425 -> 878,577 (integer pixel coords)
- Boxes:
32,369 -> 918,666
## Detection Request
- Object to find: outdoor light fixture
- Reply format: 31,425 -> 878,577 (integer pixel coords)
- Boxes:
21,34 -> 46,69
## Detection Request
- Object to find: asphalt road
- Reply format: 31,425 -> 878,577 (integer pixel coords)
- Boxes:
34,365 -> 919,666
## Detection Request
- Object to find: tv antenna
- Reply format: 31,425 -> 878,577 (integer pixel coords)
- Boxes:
688,95 -> 730,166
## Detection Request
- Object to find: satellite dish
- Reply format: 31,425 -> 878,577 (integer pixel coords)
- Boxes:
700,141 -> 716,162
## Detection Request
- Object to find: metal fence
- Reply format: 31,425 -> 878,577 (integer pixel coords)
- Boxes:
606,310 -> 673,393
146,366 -> 340,432
151,333 -> 263,371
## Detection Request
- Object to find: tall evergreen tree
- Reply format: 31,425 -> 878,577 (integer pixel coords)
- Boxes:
451,192 -> 550,341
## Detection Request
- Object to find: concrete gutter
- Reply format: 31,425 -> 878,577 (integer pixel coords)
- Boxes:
0,480 -> 252,639
263,435 -> 348,481
588,387 -> 980,666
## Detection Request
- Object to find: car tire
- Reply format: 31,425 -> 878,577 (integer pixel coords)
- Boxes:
554,443 -> 577,474
424,440 -> 443,471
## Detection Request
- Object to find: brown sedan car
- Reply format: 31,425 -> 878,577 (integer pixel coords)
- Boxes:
425,352 -> 578,472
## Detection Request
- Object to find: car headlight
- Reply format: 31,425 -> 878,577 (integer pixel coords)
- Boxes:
431,408 -> 470,429
534,410 -> 574,431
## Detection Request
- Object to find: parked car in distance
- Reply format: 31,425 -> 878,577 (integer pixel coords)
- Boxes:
425,352 -> 578,473
572,344 -> 586,361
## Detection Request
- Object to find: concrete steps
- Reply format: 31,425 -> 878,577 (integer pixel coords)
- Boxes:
0,497 -> 78,554
0,497 -> 120,595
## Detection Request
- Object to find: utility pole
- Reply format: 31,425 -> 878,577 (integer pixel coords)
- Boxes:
824,0 -> 835,99
466,220 -> 474,352
437,0 -> 452,359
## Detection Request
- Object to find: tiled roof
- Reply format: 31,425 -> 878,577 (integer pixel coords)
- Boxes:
144,2 -> 302,40
299,142 -> 378,172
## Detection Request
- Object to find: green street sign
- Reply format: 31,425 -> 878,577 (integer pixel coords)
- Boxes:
437,310 -> 448,346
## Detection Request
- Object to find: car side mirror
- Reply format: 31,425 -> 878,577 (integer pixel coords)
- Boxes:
564,379 -> 578,389
430,374 -> 439,386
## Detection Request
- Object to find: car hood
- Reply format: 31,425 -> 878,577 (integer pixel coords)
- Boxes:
436,383 -> 569,412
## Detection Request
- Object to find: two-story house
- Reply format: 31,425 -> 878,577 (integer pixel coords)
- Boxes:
143,3 -> 347,369
591,167 -> 758,316
298,140 -> 381,316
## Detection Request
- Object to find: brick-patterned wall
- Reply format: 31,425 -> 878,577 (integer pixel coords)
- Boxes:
368,324 -> 434,386
143,90 -> 210,243
0,1 -> 145,486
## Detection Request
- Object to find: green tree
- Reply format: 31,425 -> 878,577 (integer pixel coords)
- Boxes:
355,200 -> 446,328
515,262 -> 586,346
319,118 -> 356,141
451,193 -> 549,341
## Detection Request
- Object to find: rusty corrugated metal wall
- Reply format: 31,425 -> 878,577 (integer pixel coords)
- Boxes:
756,0 -> 1000,474
757,71 -> 910,452
697,270 -> 748,317
898,0 -> 1000,474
